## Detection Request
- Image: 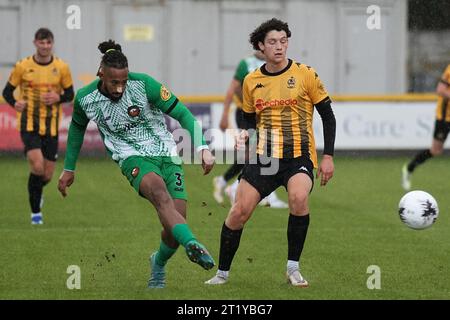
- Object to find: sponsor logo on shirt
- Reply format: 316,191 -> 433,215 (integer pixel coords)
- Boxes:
255,98 -> 298,111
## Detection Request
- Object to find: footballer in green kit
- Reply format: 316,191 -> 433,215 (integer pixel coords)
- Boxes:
58,40 -> 215,288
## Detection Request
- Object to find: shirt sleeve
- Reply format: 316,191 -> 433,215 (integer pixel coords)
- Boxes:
144,74 -> 207,150
8,61 -> 24,87
315,98 -> 336,156
305,67 -> 329,105
144,74 -> 178,112
2,82 -> 16,107
234,59 -> 248,84
63,94 -> 90,171
61,62 -> 74,89
242,77 -> 255,114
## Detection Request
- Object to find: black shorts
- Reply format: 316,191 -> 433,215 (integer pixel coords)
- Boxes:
235,108 -> 245,130
20,131 -> 58,161
240,155 -> 314,199
433,120 -> 450,142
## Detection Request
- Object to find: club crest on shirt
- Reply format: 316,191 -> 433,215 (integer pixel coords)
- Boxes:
160,85 -> 171,101
52,67 -> 58,75
287,77 -> 296,89
127,106 -> 140,117
131,167 -> 140,178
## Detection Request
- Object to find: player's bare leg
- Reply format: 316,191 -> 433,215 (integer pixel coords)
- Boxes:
430,139 -> 444,156
139,172 -> 214,275
43,159 -> 56,184
285,173 -> 312,287
37,159 -> 56,210
226,179 -> 261,229
139,172 -> 185,227
205,179 -> 260,285
149,199 -> 187,288
162,199 -> 187,247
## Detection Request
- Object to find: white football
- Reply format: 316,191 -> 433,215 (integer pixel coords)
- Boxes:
398,190 -> 439,230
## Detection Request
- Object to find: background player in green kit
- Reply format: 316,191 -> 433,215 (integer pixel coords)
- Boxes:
57,40 -> 215,288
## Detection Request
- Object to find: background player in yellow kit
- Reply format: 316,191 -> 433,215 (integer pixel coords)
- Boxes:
2,28 -> 74,225
402,64 -> 450,190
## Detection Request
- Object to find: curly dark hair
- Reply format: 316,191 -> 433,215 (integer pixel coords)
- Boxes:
98,40 -> 128,70
249,18 -> 291,51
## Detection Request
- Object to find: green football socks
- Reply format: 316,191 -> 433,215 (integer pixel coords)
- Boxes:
171,224 -> 196,247
155,241 -> 177,267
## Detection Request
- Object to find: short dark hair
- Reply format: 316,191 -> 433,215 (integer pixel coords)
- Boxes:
249,18 -> 291,51
35,28 -> 54,41
98,39 -> 128,70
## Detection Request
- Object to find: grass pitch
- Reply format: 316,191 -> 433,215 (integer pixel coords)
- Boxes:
0,155 -> 449,299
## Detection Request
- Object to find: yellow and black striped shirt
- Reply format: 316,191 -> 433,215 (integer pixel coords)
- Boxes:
8,55 -> 73,136
435,64 -> 450,122
242,59 -> 328,167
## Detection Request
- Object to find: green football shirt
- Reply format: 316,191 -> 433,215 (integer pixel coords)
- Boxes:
64,72 -> 207,170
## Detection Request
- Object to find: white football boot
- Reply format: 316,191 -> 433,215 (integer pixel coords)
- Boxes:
213,176 -> 227,204
205,271 -> 229,285
286,269 -> 309,287
267,192 -> 288,209
401,164 -> 411,191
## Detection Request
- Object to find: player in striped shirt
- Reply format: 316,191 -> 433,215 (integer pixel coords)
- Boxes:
402,64 -> 450,190
213,52 -> 288,209
2,28 -> 74,225
206,18 -> 336,287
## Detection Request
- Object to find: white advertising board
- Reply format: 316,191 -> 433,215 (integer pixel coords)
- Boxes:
209,101 -> 439,150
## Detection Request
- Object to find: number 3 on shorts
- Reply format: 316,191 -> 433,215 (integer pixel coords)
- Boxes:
174,172 -> 183,187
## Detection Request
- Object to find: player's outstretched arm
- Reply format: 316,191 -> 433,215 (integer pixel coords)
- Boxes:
315,97 -> 336,186
58,94 -> 89,197
436,79 -> 450,99
143,75 -> 215,174
58,170 -> 75,197
221,78 -> 241,131
316,155 -> 334,186
235,129 -> 249,150
162,98 -> 215,175
200,149 -> 215,175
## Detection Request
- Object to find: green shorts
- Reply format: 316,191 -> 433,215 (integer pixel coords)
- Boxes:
121,156 -> 187,200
